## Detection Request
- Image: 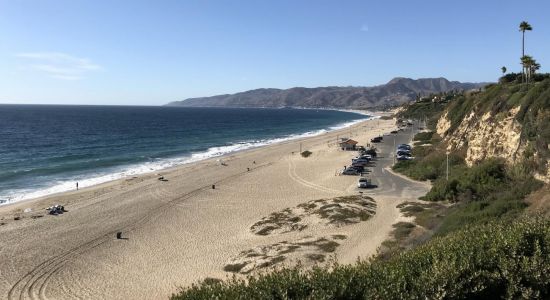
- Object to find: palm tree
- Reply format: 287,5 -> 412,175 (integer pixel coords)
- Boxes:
521,55 -> 535,83
531,62 -> 541,77
519,21 -> 532,57
519,21 -> 532,82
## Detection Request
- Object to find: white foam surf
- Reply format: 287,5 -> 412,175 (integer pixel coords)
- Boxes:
0,113 -> 372,205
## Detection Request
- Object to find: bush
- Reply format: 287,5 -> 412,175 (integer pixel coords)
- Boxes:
171,217 -> 550,299
417,158 -> 544,234
423,158 -> 507,202
300,150 -> 312,158
392,149 -> 463,182
413,131 -> 433,141
394,150 -> 542,235
499,72 -> 522,84
398,102 -> 446,130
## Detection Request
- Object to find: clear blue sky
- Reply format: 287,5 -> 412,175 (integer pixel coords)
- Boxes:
1,0 -> 548,105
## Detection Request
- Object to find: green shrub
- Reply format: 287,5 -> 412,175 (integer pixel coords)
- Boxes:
423,158 -> 507,202
392,150 -> 463,182
393,147 -> 542,235
417,158 -> 543,234
413,131 -> 433,141
300,150 -> 312,158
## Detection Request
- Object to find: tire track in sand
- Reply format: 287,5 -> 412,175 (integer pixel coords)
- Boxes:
286,156 -> 343,194
7,163 -> 273,300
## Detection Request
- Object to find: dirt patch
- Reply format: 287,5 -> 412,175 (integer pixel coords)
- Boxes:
525,184 -> 550,217
396,201 -> 448,229
251,196 -> 376,235
379,201 -> 449,260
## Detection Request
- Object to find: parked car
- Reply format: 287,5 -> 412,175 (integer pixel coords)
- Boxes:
357,177 -> 370,188
397,144 -> 411,151
390,130 -> 398,134
396,150 -> 411,157
352,158 -> 370,165
342,167 -> 361,175
363,148 -> 377,157
350,165 -> 365,172
396,149 -> 411,155
370,137 -> 383,143
397,155 -> 413,161
352,160 -> 368,167
354,154 -> 372,160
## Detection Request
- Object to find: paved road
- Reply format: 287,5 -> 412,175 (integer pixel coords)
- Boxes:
361,123 -> 428,199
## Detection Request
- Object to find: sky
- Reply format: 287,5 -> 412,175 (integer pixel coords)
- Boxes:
0,0 -> 549,105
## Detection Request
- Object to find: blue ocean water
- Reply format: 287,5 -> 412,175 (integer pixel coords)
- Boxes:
0,105 -> 369,204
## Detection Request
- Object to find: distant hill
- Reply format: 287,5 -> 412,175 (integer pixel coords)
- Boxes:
166,77 -> 487,109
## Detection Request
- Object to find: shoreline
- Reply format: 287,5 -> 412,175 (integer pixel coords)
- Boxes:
0,111 -> 432,300
0,109 -> 374,207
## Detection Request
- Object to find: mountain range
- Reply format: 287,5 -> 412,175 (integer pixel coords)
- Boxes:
166,77 -> 487,109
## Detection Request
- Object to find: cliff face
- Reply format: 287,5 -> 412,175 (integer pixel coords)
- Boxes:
167,78 -> 485,109
435,80 -> 550,183
438,107 -> 525,166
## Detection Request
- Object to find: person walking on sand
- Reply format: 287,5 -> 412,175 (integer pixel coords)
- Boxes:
76,182 -> 79,191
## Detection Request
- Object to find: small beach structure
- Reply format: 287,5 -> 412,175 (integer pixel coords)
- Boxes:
339,138 -> 358,151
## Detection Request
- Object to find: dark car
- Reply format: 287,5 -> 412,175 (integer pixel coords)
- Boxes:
396,150 -> 411,157
363,149 -> 377,157
397,144 -> 411,151
397,155 -> 413,161
390,130 -> 398,134
350,164 -> 365,171
353,156 -> 369,161
342,168 -> 360,175
370,137 -> 383,143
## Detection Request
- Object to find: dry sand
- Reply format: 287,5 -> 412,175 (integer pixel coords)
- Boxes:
0,114 -> 429,299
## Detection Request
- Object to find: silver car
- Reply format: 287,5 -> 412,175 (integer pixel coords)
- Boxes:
358,177 -> 370,188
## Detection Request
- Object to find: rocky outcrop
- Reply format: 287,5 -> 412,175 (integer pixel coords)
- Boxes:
466,108 -> 524,166
436,112 -> 451,137
439,106 -> 550,182
443,107 -> 524,166
442,111 -> 476,150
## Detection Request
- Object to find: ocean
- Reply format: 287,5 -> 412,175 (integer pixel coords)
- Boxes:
0,105 -> 370,204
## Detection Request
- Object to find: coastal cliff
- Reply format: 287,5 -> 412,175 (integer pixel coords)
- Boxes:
166,77 -> 485,109
435,79 -> 550,182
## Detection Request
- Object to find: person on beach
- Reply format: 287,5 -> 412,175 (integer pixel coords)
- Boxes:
76,182 -> 79,190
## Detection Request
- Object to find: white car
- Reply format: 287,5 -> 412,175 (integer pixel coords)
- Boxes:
358,177 -> 370,188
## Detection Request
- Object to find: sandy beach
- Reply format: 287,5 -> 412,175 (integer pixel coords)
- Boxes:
0,114 -> 430,300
